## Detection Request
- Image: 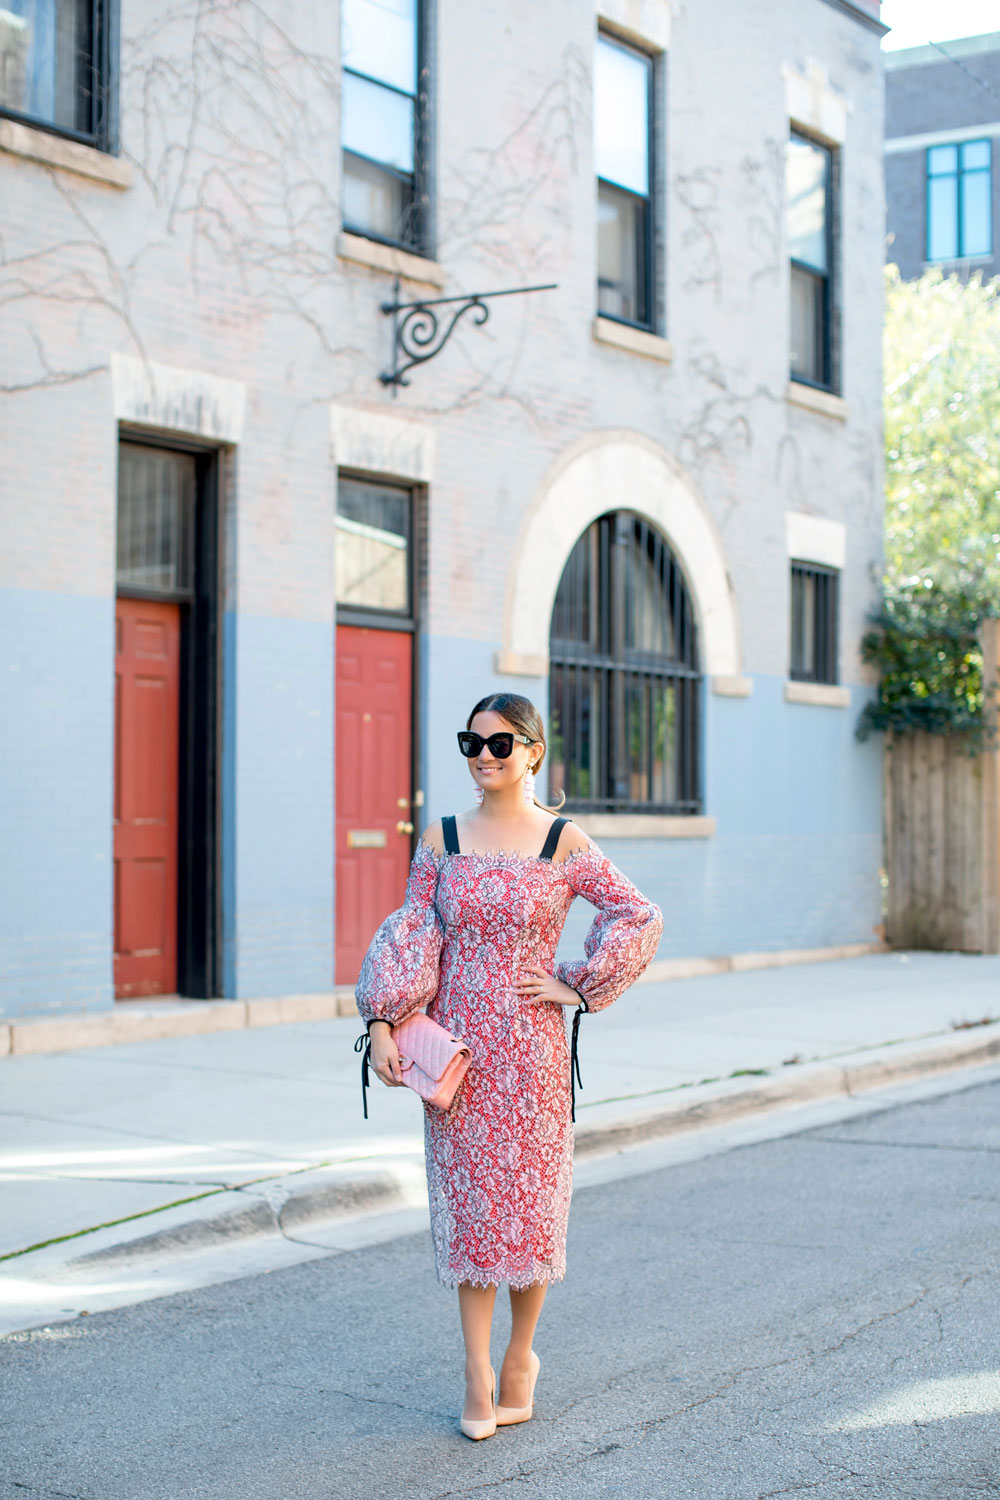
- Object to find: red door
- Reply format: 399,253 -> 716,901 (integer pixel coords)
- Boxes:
335,626 -> 413,984
114,598 -> 181,997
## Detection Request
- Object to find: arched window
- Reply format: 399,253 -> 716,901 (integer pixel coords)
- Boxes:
548,512 -> 701,814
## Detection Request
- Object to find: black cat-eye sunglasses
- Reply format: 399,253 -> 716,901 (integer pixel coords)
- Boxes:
457,731 -> 535,759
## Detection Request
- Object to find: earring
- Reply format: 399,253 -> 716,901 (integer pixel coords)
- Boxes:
523,763 -> 536,805
474,784 -> 484,805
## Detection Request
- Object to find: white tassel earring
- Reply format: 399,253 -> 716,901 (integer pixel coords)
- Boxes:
474,784 -> 484,805
523,762 -> 536,805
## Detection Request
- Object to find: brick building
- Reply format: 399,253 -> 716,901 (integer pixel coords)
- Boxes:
885,31 -> 1000,280
0,0 -> 886,1019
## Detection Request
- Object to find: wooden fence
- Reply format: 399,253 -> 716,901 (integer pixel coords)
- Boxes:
884,619 -> 1000,953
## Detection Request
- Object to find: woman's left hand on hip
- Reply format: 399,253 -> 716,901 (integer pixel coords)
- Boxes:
513,965 -> 583,1007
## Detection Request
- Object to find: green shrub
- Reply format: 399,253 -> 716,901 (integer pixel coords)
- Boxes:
856,584 -> 994,746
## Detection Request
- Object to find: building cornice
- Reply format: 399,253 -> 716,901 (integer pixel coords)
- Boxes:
884,32 -> 1000,69
817,0 -> 888,37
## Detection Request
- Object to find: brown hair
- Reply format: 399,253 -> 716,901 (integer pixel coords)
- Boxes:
466,692 -> 566,811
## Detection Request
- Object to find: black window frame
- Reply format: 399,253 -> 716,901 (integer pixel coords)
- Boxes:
115,433 -> 224,999
595,28 -> 656,334
334,470 -> 426,869
335,472 -> 417,633
789,560 -> 839,686
925,137 -> 993,262
549,511 -> 701,816
787,127 -> 836,393
340,0 -> 429,257
0,0 -> 115,152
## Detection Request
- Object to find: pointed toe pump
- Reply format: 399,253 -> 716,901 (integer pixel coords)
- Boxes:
460,1367 -> 497,1441
495,1350 -> 541,1427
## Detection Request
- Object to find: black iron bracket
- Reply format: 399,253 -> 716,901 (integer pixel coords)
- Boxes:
380,279 -> 557,389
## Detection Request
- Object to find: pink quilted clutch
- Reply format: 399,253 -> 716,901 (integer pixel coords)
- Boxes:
393,1011 -> 472,1111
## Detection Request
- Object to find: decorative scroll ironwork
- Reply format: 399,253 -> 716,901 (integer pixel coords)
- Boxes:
380,279 -> 557,389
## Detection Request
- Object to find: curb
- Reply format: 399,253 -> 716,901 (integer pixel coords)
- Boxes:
9,1020 -> 998,1279
573,1023 -> 1000,1157
39,1164 -> 421,1275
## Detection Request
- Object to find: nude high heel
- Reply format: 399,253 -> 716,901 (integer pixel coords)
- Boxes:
460,1367 -> 496,1441
495,1350 -> 540,1426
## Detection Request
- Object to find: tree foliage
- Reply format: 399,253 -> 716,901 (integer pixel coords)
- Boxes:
859,267 -> 1000,743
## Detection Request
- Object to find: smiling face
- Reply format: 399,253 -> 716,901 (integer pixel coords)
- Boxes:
466,709 -> 540,797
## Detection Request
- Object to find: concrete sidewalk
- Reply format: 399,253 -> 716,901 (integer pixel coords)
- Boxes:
1,950 -> 998,1289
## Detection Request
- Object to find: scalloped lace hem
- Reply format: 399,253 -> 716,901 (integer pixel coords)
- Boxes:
435,1260 -> 566,1291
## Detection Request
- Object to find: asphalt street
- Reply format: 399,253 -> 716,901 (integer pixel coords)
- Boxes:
2,1074 -> 998,1500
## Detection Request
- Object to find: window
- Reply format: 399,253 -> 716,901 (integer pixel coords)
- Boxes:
595,33 -> 653,329
790,562 -> 838,684
787,130 -> 834,389
0,0 -> 108,145
927,140 -> 992,261
336,476 -> 412,617
117,445 -> 196,597
341,0 -> 424,252
549,512 -> 700,814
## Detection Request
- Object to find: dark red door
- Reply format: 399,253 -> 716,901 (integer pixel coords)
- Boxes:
335,626 -> 413,984
114,598 -> 181,997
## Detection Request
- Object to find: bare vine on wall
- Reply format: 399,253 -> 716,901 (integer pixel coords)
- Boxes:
0,0 -> 582,423
673,165 -> 723,302
677,350 -> 777,478
741,138 -> 785,286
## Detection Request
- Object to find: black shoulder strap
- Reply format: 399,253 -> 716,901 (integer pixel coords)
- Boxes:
539,816 -> 569,862
442,814 -> 460,855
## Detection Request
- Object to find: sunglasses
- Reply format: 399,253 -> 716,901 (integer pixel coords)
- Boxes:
457,731 -> 535,759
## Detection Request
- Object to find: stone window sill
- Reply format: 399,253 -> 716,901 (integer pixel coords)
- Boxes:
337,231 -> 447,288
923,256 -> 993,270
495,649 -> 548,678
0,117 -> 131,187
784,680 -> 850,708
786,380 -> 848,421
592,316 -> 674,363
712,675 -> 753,697
575,814 -> 716,839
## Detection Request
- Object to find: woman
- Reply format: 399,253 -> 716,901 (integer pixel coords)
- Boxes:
355,692 -> 662,1440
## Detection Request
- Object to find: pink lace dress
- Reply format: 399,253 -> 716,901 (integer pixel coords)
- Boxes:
355,826 -> 663,1289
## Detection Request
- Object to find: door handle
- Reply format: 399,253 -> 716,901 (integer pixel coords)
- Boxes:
396,820 -> 414,835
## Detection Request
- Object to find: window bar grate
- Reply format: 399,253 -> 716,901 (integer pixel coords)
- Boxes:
549,510 -> 702,815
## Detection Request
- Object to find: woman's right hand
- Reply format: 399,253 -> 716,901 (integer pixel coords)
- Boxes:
369,1021 -> 405,1086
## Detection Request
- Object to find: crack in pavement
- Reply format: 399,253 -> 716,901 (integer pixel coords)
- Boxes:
756,1477 -> 860,1498
423,1435 -> 630,1500
809,1135 -> 1000,1155
815,1285 -> 934,1357
6,1482 -> 94,1500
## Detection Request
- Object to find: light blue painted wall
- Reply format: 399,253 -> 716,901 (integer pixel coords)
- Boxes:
0,600 -> 882,1018
223,611 -> 335,998
0,588 -> 115,1015
419,641 -> 883,963
0,599 -> 335,1018
421,634 -> 550,826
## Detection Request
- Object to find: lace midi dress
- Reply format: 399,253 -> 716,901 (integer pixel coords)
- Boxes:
355,820 -> 663,1289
